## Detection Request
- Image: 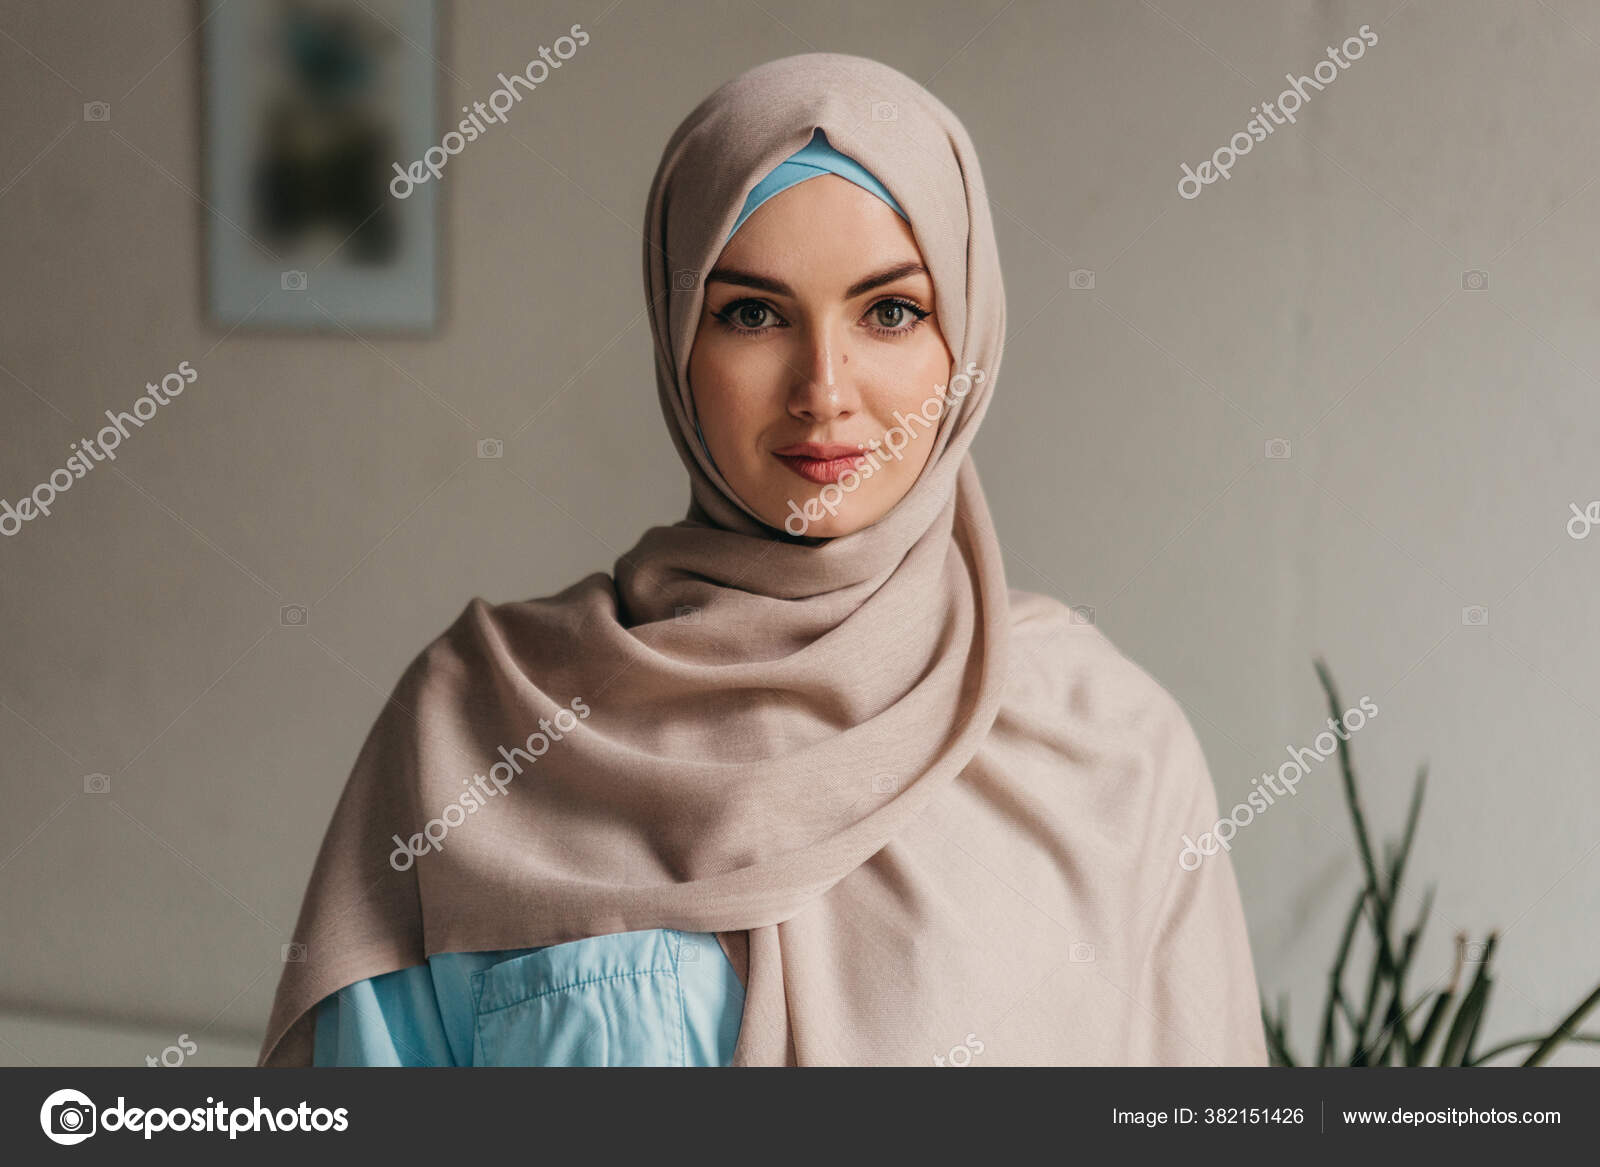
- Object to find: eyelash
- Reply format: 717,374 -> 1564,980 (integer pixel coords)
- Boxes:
711,296 -> 931,339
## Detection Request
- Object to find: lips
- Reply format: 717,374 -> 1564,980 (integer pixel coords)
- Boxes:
771,441 -> 873,486
773,451 -> 868,485
772,441 -> 868,459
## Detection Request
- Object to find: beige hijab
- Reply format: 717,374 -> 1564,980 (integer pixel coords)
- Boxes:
259,51 -> 1266,1067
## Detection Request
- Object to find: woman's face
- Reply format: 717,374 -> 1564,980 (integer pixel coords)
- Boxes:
688,174 -> 954,539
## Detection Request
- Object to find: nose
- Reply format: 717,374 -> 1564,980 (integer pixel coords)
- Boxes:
787,319 -> 859,424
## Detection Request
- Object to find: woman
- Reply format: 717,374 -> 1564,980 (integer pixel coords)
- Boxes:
259,52 -> 1267,1067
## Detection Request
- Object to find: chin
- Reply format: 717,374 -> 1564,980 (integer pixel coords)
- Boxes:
754,492 -> 884,540
795,515 -> 865,539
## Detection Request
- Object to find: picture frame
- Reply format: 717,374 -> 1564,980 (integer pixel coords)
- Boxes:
203,0 -> 439,333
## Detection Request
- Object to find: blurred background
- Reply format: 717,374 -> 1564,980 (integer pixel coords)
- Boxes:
1,0 -> 1596,1065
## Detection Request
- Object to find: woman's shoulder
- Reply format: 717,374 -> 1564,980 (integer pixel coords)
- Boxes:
1002,588 -> 1208,803
1006,588 -> 1188,729
387,582 -> 615,694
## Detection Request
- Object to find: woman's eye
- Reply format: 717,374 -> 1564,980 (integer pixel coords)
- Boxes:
865,298 -> 930,335
713,297 -> 928,336
734,303 -> 773,329
715,300 -> 783,332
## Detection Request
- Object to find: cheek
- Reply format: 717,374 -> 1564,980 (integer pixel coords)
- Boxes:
688,333 -> 736,424
867,341 -> 954,421
689,344 -> 761,455
691,332 -> 790,431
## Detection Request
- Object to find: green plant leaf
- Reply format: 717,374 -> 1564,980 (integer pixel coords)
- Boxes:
1411,989 -> 1456,1065
1440,935 -> 1497,1066
1469,1032 -> 1600,1066
1409,933 -> 1466,1065
1521,978 -> 1600,1067
1386,764 -> 1428,902
1314,660 -> 1400,986
1260,998 -> 1296,1066
1319,887 -> 1369,1065
1337,992 -> 1363,1040
1463,978 -> 1490,1064
1280,661 -> 1600,1071
1377,884 -> 1436,1064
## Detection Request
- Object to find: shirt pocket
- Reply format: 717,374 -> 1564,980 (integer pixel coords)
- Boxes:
468,929 -> 689,1066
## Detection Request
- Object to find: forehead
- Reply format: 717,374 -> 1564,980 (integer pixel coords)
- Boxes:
717,174 -> 924,281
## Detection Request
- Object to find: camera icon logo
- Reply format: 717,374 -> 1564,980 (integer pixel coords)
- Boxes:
82,101 -> 110,122
1457,937 -> 1489,963
282,942 -> 308,962
1265,438 -> 1292,460
673,269 -> 699,291
678,937 -> 700,962
1568,501 -> 1600,540
477,438 -> 503,459
1461,269 -> 1488,291
1069,941 -> 1096,963
1069,268 -> 1095,290
870,773 -> 897,794
280,270 -> 308,292
871,100 -> 898,121
279,604 -> 307,627
674,605 -> 701,624
40,1088 -> 97,1145
83,772 -> 111,794
1461,605 -> 1489,626
1069,604 -> 1096,626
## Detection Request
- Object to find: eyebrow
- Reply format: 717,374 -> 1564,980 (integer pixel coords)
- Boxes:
703,260 -> 930,300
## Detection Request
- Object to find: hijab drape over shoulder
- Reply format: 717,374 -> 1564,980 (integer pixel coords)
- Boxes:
259,52 -> 1267,1067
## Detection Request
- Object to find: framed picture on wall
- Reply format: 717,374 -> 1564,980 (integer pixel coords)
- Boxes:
203,0 -> 439,332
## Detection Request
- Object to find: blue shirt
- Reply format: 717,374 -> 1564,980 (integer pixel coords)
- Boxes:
312,928 -> 745,1066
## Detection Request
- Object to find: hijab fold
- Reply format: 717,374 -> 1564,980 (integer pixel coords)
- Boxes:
259,52 -> 1266,1067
